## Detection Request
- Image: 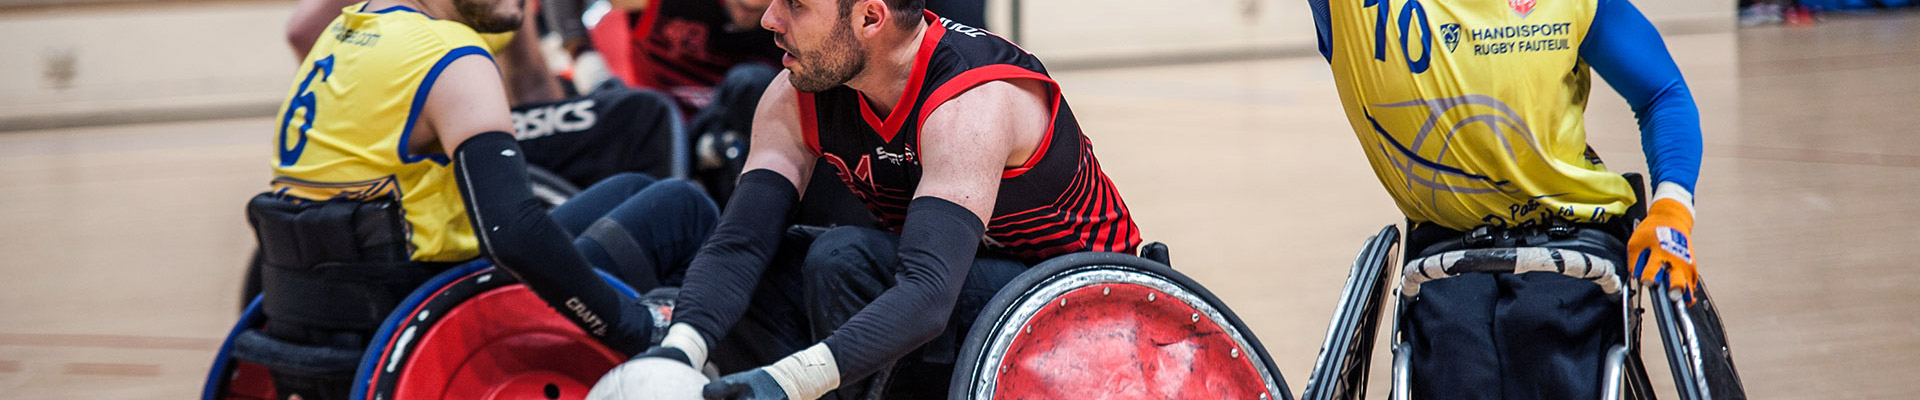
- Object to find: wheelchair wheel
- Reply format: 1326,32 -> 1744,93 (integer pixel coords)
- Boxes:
1301,225 -> 1400,400
526,165 -> 582,209
949,252 -> 1292,400
206,261 -> 640,400
202,297 -> 276,400
352,261 -> 639,400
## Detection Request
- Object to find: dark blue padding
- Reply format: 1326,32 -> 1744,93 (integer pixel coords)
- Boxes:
201,295 -> 265,400
346,261 -> 638,400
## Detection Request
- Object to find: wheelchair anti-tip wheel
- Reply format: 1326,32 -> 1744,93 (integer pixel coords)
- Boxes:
950,250 -> 1293,400
205,261 -> 642,400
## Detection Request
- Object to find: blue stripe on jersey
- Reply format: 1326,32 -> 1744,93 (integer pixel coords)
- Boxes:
399,46 -> 492,165
368,5 -> 423,15
1309,0 -> 1334,61
1581,0 -> 1703,193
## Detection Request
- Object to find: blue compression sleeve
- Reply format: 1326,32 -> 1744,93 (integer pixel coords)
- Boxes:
1309,0 -> 1333,61
1579,0 -> 1702,192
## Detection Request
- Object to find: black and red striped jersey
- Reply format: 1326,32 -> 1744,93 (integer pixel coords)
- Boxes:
796,12 -> 1141,263
622,0 -> 781,111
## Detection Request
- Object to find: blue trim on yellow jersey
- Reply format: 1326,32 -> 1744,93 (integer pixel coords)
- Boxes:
1581,0 -> 1702,193
367,5 -> 423,15
399,46 -> 492,166
1308,0 -> 1333,61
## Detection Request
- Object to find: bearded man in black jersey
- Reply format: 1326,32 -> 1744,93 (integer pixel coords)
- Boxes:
587,0 -> 1142,399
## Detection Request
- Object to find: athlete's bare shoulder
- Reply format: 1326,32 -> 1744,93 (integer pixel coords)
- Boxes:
742,70 -> 816,192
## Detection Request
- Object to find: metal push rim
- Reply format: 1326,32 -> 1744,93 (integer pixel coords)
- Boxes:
966,264 -> 1285,400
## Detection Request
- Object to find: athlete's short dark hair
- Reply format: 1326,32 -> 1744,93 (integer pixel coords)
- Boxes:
837,0 -> 925,28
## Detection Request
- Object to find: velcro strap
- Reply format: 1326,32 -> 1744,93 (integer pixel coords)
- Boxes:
582,219 -> 654,279
260,261 -> 435,332
247,193 -> 408,270
1402,247 -> 1620,297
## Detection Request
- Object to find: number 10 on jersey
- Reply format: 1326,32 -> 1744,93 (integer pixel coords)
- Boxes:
1364,0 -> 1434,73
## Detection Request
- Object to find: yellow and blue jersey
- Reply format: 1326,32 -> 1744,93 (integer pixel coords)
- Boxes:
271,3 -> 497,261
1306,0 -> 1703,231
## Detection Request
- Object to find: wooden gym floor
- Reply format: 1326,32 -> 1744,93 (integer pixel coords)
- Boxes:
2,10 -> 1917,400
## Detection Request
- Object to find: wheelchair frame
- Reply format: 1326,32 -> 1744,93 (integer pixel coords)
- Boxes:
1301,224 -> 1745,400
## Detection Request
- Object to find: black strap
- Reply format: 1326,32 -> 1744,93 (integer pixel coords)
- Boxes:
583,218 -> 657,284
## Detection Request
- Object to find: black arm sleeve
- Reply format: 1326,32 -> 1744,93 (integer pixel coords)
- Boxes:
542,0 -> 592,49
672,169 -> 800,348
821,197 -> 985,384
453,131 -> 651,355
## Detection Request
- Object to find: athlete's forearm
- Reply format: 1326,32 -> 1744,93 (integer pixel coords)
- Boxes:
500,11 -> 565,105
543,0 -> 594,55
672,169 -> 800,349
454,132 -> 653,355
1580,0 -> 1702,192
817,196 -> 985,385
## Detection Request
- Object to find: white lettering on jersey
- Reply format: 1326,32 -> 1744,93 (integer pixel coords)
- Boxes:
512,99 -> 599,140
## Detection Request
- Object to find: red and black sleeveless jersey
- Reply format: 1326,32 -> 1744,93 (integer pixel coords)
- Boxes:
797,12 -> 1141,263
623,0 -> 781,110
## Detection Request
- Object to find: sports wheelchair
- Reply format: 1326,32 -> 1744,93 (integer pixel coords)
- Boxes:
212,239 -> 1293,400
1300,176 -> 1746,400
205,261 -> 675,400
948,243 -> 1295,400
208,181 -> 674,400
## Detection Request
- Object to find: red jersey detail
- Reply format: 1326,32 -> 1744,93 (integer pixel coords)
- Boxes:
855,21 -> 947,142
853,154 -> 874,186
798,91 -> 821,155
591,0 -> 781,113
914,65 -> 1060,179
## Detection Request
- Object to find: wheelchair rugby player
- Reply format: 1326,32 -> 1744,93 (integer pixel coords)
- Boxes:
1300,0 -> 1744,398
236,0 -> 723,397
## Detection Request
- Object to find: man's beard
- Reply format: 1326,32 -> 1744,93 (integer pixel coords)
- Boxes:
453,0 -> 521,34
785,21 -> 865,93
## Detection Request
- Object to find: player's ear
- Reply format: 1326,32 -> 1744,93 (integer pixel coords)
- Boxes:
854,0 -> 890,37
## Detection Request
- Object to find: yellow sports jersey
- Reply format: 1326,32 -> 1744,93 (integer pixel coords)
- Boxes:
480,31 -> 515,54
1327,0 -> 1635,230
271,3 -> 495,261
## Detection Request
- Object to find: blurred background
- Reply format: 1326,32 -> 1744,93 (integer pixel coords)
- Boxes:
2,0 -> 1916,398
